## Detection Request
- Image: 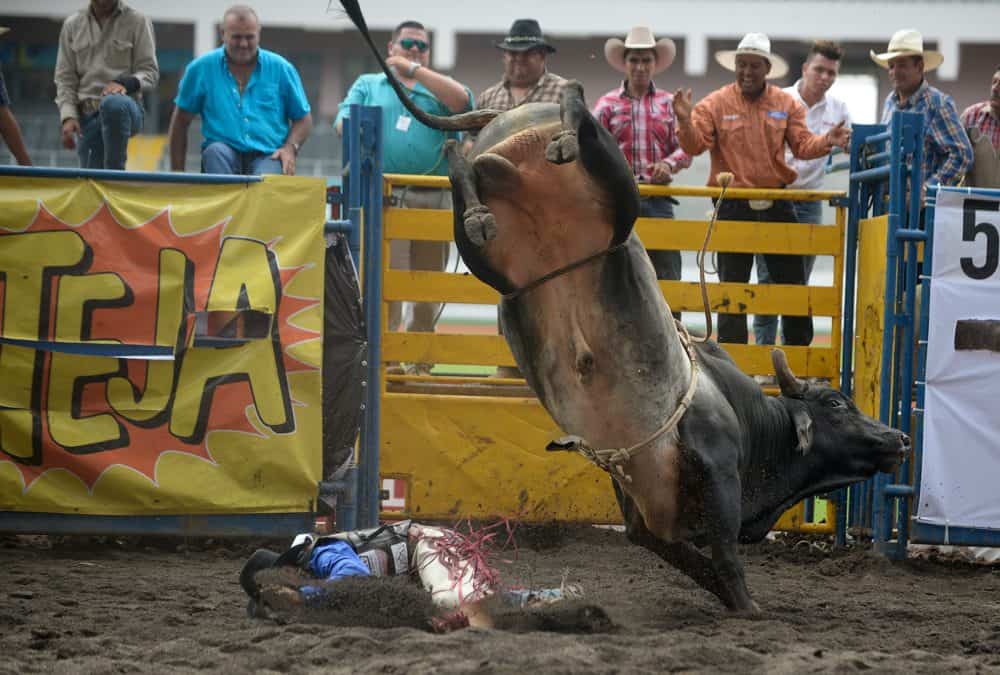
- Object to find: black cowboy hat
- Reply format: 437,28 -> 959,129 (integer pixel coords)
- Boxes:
495,19 -> 556,53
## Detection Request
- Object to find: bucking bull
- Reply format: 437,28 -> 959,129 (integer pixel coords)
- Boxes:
340,0 -> 909,613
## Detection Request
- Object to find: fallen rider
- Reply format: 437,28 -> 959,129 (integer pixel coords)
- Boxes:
239,521 -> 612,632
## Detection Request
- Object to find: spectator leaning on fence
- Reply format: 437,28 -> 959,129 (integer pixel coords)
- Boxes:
754,40 -> 851,347
54,0 -> 159,170
335,20 -> 473,376
674,33 -> 850,348
168,5 -> 313,176
959,64 -> 1000,189
592,25 -> 691,298
475,19 -> 566,378
0,27 -> 31,166
873,29 -> 972,191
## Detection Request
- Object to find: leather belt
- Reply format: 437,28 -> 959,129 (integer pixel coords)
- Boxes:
79,99 -> 101,116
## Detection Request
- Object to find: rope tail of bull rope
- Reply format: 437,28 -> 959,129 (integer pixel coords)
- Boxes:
693,171 -> 735,344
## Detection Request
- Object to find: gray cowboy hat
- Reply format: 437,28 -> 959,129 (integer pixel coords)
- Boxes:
495,19 -> 556,53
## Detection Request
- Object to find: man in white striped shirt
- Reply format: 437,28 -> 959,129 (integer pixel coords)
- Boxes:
755,40 -> 851,347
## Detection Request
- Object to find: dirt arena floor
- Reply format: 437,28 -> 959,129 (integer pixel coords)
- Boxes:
2,526 -> 1000,674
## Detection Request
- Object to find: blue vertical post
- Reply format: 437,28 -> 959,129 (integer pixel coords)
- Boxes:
872,116 -> 903,553
911,185 -> 937,540
872,111 -> 924,555
839,124 -> 887,547
354,104 -> 384,529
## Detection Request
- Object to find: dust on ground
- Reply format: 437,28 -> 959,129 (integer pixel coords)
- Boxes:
2,526 -> 1000,674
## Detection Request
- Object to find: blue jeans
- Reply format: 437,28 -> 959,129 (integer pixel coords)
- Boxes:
640,196 -> 681,281
641,196 -> 682,320
753,200 -> 823,345
202,141 -> 283,175
717,199 -> 811,346
77,95 -> 143,170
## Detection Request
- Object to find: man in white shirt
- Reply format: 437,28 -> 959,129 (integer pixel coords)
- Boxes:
755,40 -> 851,346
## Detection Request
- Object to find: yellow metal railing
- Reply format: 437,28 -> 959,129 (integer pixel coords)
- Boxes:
377,173 -> 847,532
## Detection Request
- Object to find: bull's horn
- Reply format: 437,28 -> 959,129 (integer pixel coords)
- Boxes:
771,348 -> 806,398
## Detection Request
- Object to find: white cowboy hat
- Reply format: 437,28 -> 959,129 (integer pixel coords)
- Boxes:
715,33 -> 789,80
870,29 -> 943,72
604,26 -> 676,75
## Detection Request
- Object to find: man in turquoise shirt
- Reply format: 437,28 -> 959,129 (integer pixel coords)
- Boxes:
336,20 -> 473,371
167,5 -> 313,175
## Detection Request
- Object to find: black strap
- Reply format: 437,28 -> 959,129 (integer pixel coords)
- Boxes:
502,240 -> 627,301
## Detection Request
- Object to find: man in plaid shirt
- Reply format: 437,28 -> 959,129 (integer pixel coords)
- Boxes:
960,65 -> 1000,188
475,19 -> 566,378
873,29 -> 972,189
593,26 -> 691,288
474,19 -> 566,129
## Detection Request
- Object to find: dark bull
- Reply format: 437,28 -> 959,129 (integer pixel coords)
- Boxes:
339,0 -> 909,612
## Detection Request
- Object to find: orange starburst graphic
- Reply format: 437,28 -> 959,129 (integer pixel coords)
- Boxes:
0,201 -> 320,491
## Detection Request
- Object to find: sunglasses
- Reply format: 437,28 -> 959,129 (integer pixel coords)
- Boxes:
398,38 -> 429,52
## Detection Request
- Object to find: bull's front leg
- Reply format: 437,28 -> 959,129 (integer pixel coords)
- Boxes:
614,481 -> 736,608
444,139 -> 496,246
545,80 -> 586,164
613,473 -> 758,613
548,81 -> 640,242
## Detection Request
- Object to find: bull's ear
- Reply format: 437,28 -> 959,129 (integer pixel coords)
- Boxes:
791,406 -> 814,454
771,349 -> 806,398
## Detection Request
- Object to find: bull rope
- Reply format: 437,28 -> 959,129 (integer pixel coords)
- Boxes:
504,174 -> 732,480
693,171 -> 734,343
546,320 -> 699,484
501,241 -> 628,301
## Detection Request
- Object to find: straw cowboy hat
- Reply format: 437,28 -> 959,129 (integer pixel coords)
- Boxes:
604,26 -> 676,75
870,29 -> 943,71
715,32 -> 789,79
495,19 -> 556,53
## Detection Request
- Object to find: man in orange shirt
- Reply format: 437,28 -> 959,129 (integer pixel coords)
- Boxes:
674,33 -> 849,346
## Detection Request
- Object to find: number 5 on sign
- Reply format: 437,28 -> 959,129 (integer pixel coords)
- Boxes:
962,199 -> 1000,280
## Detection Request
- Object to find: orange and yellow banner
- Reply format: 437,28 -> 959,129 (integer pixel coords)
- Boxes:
0,175 -> 326,515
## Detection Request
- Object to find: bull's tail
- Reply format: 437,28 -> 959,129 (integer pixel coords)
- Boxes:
338,0 -> 500,132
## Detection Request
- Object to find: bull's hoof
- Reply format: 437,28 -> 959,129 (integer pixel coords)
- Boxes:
545,130 -> 578,164
463,206 -> 497,246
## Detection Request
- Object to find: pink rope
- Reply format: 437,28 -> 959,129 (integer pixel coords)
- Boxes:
413,517 -> 520,605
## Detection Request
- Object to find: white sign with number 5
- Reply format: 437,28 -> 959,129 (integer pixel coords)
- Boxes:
919,187 -> 1000,531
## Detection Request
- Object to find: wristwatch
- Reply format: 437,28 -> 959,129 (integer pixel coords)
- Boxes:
289,141 -> 301,155
407,61 -> 421,77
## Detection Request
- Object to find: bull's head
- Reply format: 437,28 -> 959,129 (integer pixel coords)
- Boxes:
771,349 -> 909,478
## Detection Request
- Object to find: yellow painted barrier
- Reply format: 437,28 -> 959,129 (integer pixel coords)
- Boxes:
377,174 -> 848,531
125,134 -> 167,172
854,215 -> 891,419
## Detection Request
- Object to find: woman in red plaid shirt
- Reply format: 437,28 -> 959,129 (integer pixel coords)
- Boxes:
592,26 -> 691,288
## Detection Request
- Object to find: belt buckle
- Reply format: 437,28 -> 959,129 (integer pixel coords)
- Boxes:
79,99 -> 100,116
748,199 -> 773,211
